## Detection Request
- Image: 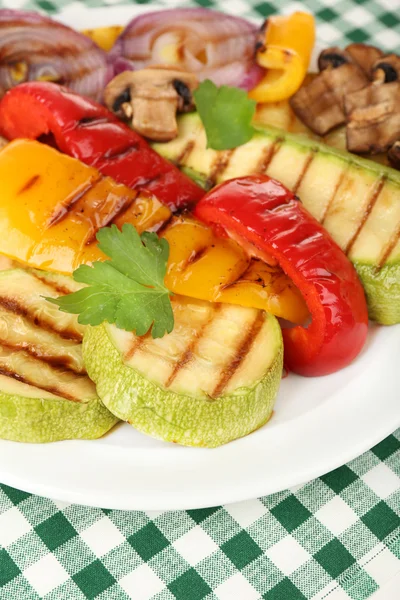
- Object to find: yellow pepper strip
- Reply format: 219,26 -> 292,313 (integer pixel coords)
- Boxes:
163,216 -> 309,324
82,26 -> 123,51
249,12 -> 315,103
0,140 -> 308,323
0,140 -> 170,272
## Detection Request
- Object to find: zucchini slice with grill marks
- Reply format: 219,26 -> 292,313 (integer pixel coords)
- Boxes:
0,268 -> 118,442
83,295 -> 283,448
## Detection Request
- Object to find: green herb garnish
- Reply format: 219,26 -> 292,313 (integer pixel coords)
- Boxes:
48,224 -> 174,339
194,80 -> 256,151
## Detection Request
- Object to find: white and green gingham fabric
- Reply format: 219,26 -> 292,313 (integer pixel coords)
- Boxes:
1,1 -> 400,599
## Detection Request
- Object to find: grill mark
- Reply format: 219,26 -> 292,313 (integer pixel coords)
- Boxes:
0,340 -> 85,375
292,151 -> 316,195
104,143 -> 140,161
319,167 -> 349,225
344,176 -> 386,255
185,247 -> 208,267
155,214 -> 174,237
84,194 -> 137,246
256,138 -> 283,174
77,116 -> 110,128
0,365 -> 80,402
165,305 -> 220,388
30,272 -> 74,296
206,150 -> 234,186
212,312 -> 265,398
377,223 -> 400,269
124,337 -> 146,361
17,174 -> 40,195
0,296 -> 83,342
176,140 -> 195,164
47,175 -> 102,228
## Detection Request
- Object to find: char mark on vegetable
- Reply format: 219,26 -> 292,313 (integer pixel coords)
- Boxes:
175,140 -> 195,165
257,139 -> 283,174
292,150 -> 316,194
30,272 -> 76,297
124,336 -> 146,361
103,143 -> 140,161
207,150 -> 234,186
0,339 -> 85,375
319,166 -> 350,225
377,223 -> 400,269
77,116 -> 111,128
344,176 -> 386,255
47,175 -> 102,228
17,174 -> 40,195
165,304 -> 221,388
0,296 -> 83,342
212,312 -> 265,398
0,364 -> 80,401
84,194 -> 137,245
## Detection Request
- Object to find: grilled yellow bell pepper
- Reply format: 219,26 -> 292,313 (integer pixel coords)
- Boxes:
249,12 -> 315,103
0,139 -> 308,323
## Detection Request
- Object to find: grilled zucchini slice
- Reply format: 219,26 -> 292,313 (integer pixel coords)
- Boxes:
153,113 -> 400,325
83,296 -> 283,448
0,269 -> 118,442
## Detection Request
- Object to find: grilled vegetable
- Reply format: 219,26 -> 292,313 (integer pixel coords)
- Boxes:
83,296 -> 283,447
0,269 -> 118,442
195,176 -> 368,377
0,139 -> 307,324
82,25 -> 123,51
0,81 -> 204,211
153,113 -> 400,325
249,12 -> 315,103
0,139 -> 170,273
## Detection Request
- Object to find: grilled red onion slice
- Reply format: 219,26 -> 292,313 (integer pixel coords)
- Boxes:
0,9 -> 113,101
111,8 -> 263,90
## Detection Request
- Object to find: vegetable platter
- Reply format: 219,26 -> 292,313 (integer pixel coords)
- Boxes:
0,4 -> 398,510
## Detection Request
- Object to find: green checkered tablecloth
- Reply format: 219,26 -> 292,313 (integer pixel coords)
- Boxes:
1,0 -> 400,599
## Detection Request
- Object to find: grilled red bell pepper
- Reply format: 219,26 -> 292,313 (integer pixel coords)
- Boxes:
195,175 -> 369,376
0,82 -> 203,211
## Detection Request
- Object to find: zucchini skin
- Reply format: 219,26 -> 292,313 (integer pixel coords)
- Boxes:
0,391 -> 118,443
83,319 -> 283,448
355,262 -> 400,325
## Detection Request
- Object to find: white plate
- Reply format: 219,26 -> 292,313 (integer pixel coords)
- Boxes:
0,5 -> 399,511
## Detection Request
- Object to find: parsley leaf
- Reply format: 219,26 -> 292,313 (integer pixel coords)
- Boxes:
47,224 -> 174,339
194,80 -> 256,150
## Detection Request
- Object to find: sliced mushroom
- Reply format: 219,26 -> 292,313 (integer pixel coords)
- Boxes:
345,43 -> 384,76
388,141 -> 400,170
372,54 -> 400,83
345,55 -> 400,154
104,66 -> 198,142
318,47 -> 350,71
290,62 -> 369,135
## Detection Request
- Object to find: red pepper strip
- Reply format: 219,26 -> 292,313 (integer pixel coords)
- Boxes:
194,175 -> 369,377
0,82 -> 203,211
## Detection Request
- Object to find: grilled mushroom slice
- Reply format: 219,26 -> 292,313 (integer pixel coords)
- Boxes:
345,43 -> 384,76
345,55 -> 400,154
290,61 -> 368,135
104,67 -> 198,142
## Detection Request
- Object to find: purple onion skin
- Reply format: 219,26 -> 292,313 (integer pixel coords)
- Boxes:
0,9 -> 111,102
110,7 -> 262,91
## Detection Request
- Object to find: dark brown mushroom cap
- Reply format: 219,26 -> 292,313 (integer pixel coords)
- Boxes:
388,141 -> 400,170
290,63 -> 369,135
318,47 -> 350,71
345,81 -> 400,153
372,54 -> 400,83
345,43 -> 384,76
